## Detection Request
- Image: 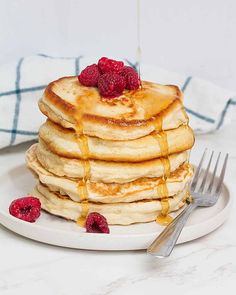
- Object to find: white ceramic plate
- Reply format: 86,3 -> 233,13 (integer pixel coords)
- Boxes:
0,149 -> 232,250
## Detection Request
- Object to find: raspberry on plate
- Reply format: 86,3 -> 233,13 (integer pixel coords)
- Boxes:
98,72 -> 126,98
85,212 -> 110,233
98,57 -> 124,74
9,196 -> 41,223
78,64 -> 100,87
121,66 -> 140,90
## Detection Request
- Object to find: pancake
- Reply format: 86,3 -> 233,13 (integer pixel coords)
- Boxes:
25,70 -> 195,227
39,119 -> 194,162
39,77 -> 188,140
26,145 -> 193,203
33,182 -> 189,225
33,143 -> 190,183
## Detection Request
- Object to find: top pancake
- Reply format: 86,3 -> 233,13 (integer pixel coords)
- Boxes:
39,76 -> 188,140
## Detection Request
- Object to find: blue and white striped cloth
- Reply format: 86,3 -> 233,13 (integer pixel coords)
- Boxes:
0,54 -> 235,149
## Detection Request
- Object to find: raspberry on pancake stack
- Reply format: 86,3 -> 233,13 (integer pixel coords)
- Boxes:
26,57 -> 195,230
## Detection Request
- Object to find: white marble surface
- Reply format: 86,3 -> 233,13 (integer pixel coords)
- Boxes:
0,120 -> 236,295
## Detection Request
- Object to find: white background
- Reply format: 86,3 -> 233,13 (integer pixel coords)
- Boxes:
0,0 -> 236,91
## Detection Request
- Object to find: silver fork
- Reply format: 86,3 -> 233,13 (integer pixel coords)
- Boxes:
147,149 -> 229,258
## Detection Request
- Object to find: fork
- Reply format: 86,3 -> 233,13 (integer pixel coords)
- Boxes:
147,149 -> 229,258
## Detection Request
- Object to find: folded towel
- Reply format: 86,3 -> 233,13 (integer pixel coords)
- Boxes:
0,54 -> 235,149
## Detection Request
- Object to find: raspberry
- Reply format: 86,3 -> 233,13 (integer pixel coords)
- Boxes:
85,212 -> 110,234
98,72 -> 126,98
98,57 -> 124,74
9,196 -> 41,223
121,66 -> 140,90
78,64 -> 100,87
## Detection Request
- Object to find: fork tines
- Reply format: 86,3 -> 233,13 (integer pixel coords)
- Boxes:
191,149 -> 228,196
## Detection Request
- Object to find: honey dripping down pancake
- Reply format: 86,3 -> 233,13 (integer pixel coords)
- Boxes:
152,121 -> 173,225
76,104 -> 90,226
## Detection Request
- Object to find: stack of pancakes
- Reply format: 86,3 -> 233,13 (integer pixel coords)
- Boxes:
26,77 -> 194,225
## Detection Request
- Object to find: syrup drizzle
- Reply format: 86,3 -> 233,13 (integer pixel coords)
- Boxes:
153,116 -> 163,133
161,157 -> 170,176
156,198 -> 173,225
77,201 -> 89,227
75,119 -> 91,226
136,0 -> 142,86
155,130 -> 169,157
156,170 -> 173,226
152,118 -> 173,225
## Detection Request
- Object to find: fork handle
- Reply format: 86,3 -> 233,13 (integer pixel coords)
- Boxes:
147,202 -> 198,257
